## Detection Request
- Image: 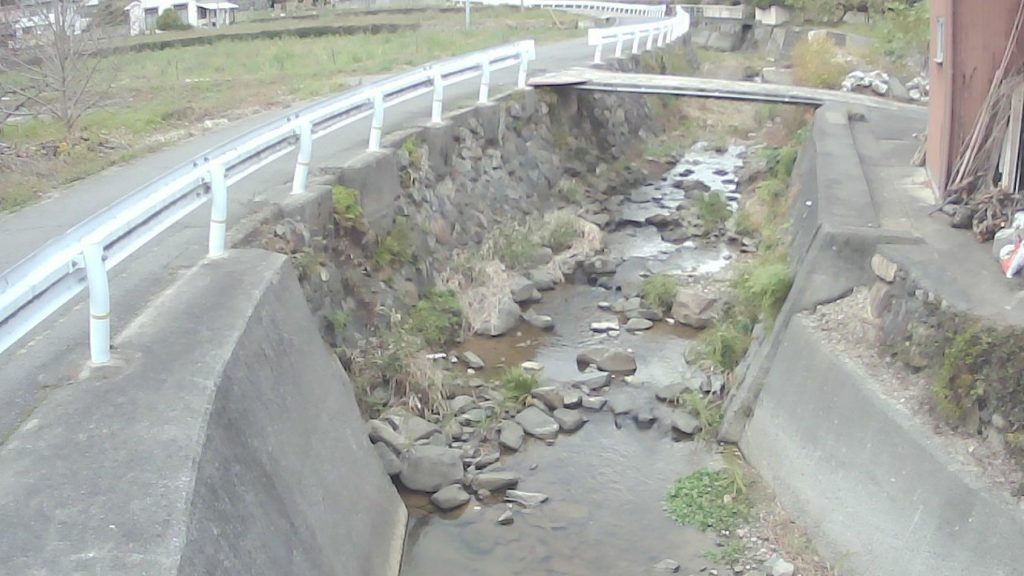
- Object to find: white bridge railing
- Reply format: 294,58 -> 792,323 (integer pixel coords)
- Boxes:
453,0 -> 667,17
0,40 -> 535,364
588,10 -> 689,63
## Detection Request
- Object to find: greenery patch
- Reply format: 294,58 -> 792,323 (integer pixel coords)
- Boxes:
544,212 -> 580,253
641,274 -> 678,313
501,367 -> 539,406
332,185 -> 363,221
374,217 -> 415,269
666,468 -> 750,532
681,390 -> 724,440
792,37 -> 848,89
407,289 -> 463,349
697,192 -> 732,231
486,221 -> 541,270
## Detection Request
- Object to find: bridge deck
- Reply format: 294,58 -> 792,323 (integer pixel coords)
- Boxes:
528,68 -> 924,111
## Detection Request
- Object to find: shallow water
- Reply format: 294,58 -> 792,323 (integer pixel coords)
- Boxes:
399,144 -> 745,576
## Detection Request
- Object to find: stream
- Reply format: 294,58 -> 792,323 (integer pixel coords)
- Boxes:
398,143 -> 748,576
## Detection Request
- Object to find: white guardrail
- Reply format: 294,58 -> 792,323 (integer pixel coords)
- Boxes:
453,0 -> 666,17
0,40 -> 535,364
588,10 -> 689,63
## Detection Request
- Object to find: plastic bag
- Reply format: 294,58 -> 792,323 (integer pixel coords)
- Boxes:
1001,236 -> 1024,278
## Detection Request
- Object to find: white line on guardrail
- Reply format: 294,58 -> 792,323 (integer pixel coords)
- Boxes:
0,40 -> 536,364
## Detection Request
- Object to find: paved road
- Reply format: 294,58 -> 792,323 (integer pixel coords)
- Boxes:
0,35 -> 605,442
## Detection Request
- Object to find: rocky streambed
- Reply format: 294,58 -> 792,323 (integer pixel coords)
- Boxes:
359,141 -> 793,575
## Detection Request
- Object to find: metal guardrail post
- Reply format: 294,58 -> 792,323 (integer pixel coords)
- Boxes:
368,91 -> 384,151
431,71 -> 444,123
290,121 -> 313,196
82,242 -> 110,365
646,30 -> 655,50
478,61 -> 491,103
631,32 -> 640,54
614,34 -> 624,58
657,28 -> 666,46
517,53 -> 529,89
207,162 -> 228,257
593,43 -> 603,64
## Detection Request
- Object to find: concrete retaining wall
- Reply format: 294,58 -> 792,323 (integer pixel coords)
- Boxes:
0,249 -> 405,574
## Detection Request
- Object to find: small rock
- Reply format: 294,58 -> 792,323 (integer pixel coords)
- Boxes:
521,361 -> 544,371
573,371 -> 611,391
654,558 -> 680,573
581,395 -> 607,410
448,395 -> 477,415
461,352 -> 486,370
499,420 -> 526,451
473,469 -> 521,491
597,301 -> 612,310
608,393 -> 636,415
591,320 -> 620,333
510,275 -> 543,303
562,390 -> 583,409
612,297 -> 643,313
373,442 -> 402,476
523,308 -> 555,330
474,451 -> 500,469
670,410 -> 701,435
597,349 -> 637,373
497,509 -> 514,525
505,489 -> 549,508
474,295 -> 521,336
515,406 -> 561,439
870,253 -> 899,283
399,446 -> 464,492
527,267 -> 559,291
655,382 -> 688,402
552,408 -> 586,432
430,484 -> 471,511
624,317 -> 654,332
477,488 -> 492,500
531,386 -> 564,410
634,406 -> 657,428
368,420 -> 410,453
460,408 -> 487,425
766,558 -> 795,576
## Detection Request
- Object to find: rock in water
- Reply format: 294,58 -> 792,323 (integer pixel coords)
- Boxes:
515,406 -> 561,439
396,413 -> 441,442
573,372 -> 611,391
474,295 -> 522,336
531,386 -> 564,410
461,351 -> 486,370
505,490 -> 549,508
655,382 -> 688,402
624,317 -> 654,331
552,408 -> 585,431
671,289 -> 717,328
521,360 -> 544,371
654,558 -> 680,573
373,442 -> 402,476
581,395 -> 607,410
607,393 -> 636,416
634,406 -> 657,428
596,349 -> 637,373
448,395 -> 477,415
562,390 -> 583,409
497,509 -> 515,525
522,308 -> 555,330
368,420 -> 410,453
590,320 -> 620,333
499,420 -> 525,451
473,469 -> 521,491
670,410 -> 701,435
431,484 -> 471,511
399,446 -> 465,492
509,275 -> 543,303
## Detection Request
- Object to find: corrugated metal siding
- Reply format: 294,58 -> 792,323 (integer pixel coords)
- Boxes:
928,0 -> 1024,192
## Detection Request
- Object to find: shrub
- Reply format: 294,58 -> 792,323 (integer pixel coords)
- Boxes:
332,185 -> 362,220
696,192 -> 732,230
329,309 -> 350,333
156,8 -> 190,31
486,221 -> 541,270
763,145 -> 799,181
502,367 -> 539,406
698,315 -> 754,372
374,217 -> 414,269
351,326 -> 447,417
407,289 -> 463,349
544,212 -> 580,253
665,468 -> 751,532
641,274 -> 678,313
792,37 -> 848,89
735,260 -> 793,321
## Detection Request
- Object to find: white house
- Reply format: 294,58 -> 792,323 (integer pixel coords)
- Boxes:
124,0 -> 237,35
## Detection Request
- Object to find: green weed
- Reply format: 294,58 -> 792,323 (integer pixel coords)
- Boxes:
792,37 -> 849,89
665,468 -> 751,532
697,192 -> 732,231
295,248 -> 321,280
544,212 -> 580,253
706,539 -> 746,565
332,185 -> 363,220
501,367 -> 539,406
641,274 -> 678,313
329,309 -> 350,333
699,314 -> 754,372
734,259 -> 793,322
557,178 -> 585,204
681,390 -> 724,440
935,323 -> 990,424
407,289 -> 463,349
486,221 -> 541,270
374,217 -> 414,269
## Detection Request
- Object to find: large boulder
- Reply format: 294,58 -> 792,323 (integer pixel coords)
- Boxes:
509,275 -> 542,304
552,408 -> 585,432
670,289 -> 717,329
474,295 -> 522,336
395,413 -> 441,443
399,446 -> 465,492
597,349 -> 637,373
472,469 -> 521,491
515,406 -> 560,439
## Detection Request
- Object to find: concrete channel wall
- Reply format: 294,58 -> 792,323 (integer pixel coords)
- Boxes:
0,250 -> 405,574
724,104 -> 1024,575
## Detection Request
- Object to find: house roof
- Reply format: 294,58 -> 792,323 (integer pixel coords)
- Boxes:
196,2 -> 238,9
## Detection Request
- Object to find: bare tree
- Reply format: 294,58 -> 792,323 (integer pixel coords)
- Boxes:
0,0 -> 109,136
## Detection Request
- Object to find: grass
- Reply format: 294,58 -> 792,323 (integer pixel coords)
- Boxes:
543,212 -> 580,253
373,217 -> 415,269
681,390 -> 724,441
295,248 -> 322,280
706,539 -> 746,565
407,289 -> 464,349
641,274 -> 678,313
557,178 -> 584,204
665,468 -> 751,532
329,309 -> 350,333
734,258 -> 793,322
501,367 -> 539,406
696,192 -> 732,231
934,323 -> 989,424
791,36 -> 849,89
486,220 -> 541,270
0,7 -> 579,212
699,315 -> 755,372
332,185 -> 363,221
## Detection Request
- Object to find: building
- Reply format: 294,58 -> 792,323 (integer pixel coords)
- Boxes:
124,0 -> 237,35
927,0 -> 1024,195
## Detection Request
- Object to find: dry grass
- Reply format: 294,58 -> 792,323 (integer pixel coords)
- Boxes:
791,37 -> 849,89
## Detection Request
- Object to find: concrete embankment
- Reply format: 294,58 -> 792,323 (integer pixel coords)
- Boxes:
0,250 -> 405,574
722,102 -> 1024,575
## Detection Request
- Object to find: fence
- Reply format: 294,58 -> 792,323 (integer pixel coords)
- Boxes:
453,0 -> 666,17
0,40 -> 535,364
588,10 -> 689,63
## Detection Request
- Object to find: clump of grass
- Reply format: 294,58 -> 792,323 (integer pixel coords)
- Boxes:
407,289 -> 463,349
699,315 -> 754,372
697,192 -> 732,230
641,274 -> 678,313
329,309 -> 350,333
681,390 -> 724,440
544,212 -> 580,253
486,220 -> 541,270
934,323 -> 990,424
791,36 -> 849,89
706,539 -> 746,565
295,248 -> 321,280
502,367 -> 539,406
401,137 -> 424,169
665,468 -> 751,532
764,145 -> 799,180
332,185 -> 362,220
374,217 -> 414,269
350,319 -> 447,418
734,259 -> 793,322
557,178 -> 585,204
